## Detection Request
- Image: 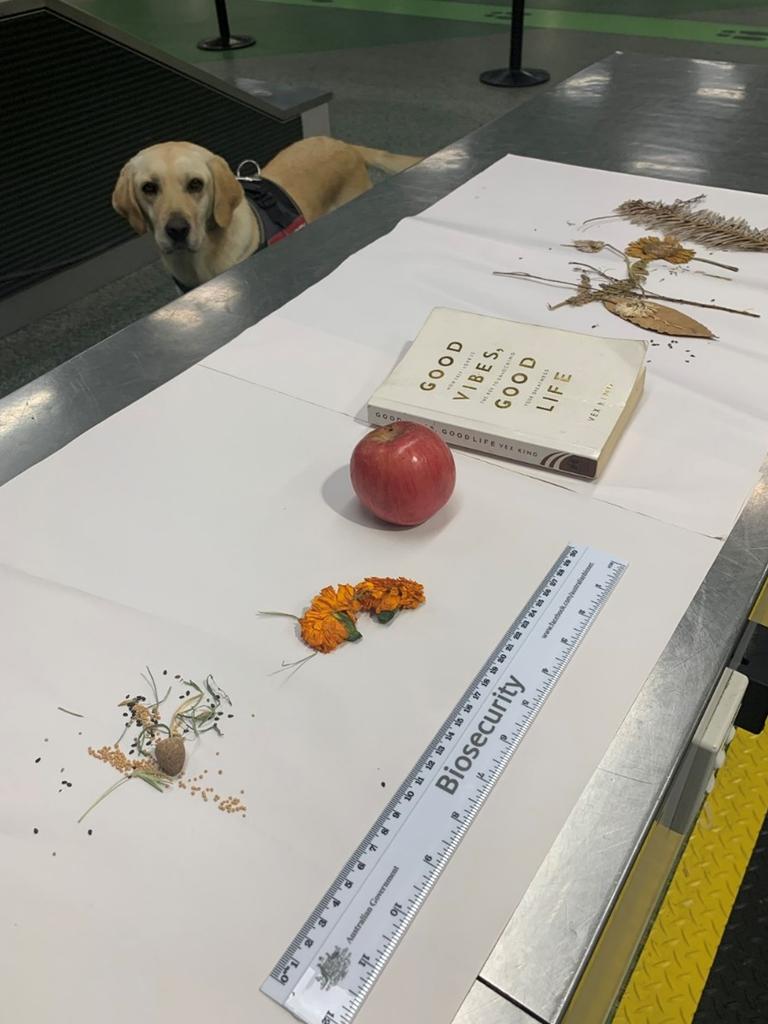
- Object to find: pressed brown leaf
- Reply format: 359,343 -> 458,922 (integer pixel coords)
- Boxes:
615,197 -> 768,252
570,239 -> 605,253
603,298 -> 715,338
627,260 -> 650,286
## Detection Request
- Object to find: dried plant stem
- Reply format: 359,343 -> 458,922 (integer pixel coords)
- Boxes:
564,241 -> 627,262
269,652 -> 318,682
693,256 -> 739,272
58,706 -> 84,718
77,775 -> 131,823
569,261 -> 621,282
78,770 -> 170,824
642,291 -> 759,318
494,270 -> 759,319
493,271 -> 575,288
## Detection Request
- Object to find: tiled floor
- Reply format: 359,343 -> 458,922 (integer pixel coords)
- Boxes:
4,0 -> 768,397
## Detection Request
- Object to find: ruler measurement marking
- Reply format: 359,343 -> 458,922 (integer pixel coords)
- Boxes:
263,545 -> 626,1022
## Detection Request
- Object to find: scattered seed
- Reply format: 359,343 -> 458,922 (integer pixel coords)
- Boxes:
87,829 -> 93,836
33,828 -> 38,834
381,781 -> 386,788
34,757 -> 41,764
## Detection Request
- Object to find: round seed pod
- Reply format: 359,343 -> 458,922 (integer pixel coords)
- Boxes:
155,736 -> 185,776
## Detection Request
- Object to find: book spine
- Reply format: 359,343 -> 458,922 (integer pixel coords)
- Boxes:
366,404 -> 597,480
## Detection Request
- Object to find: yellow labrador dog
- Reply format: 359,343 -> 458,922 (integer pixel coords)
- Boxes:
112,136 -> 419,291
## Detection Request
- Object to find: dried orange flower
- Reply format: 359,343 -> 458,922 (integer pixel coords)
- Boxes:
273,578 -> 426,656
309,584 -> 361,618
298,584 -> 362,654
625,235 -> 694,264
356,577 -> 426,622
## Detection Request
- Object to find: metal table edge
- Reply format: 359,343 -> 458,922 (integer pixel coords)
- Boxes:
479,465 -> 768,1019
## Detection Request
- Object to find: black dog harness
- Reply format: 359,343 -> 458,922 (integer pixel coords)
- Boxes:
172,168 -> 306,294
243,177 -> 306,250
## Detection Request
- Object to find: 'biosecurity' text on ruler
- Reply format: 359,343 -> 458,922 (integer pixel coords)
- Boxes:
262,544 -> 627,1024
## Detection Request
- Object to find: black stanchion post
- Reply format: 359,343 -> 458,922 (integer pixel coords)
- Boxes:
198,0 -> 255,51
480,0 -> 549,88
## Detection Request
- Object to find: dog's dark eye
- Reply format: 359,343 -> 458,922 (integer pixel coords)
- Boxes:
187,178 -> 204,193
141,181 -> 159,196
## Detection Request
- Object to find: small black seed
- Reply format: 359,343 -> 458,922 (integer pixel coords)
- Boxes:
35,757 -> 41,764
162,670 -> 168,676
380,782 -> 386,788
33,828 -> 38,834
87,829 -> 93,836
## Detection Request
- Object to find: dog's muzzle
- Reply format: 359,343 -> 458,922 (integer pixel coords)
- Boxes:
165,214 -> 191,248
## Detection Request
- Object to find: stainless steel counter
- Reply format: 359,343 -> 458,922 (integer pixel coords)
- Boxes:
2,51 -> 767,1024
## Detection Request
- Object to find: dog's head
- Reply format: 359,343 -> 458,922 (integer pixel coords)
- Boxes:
112,142 -> 244,254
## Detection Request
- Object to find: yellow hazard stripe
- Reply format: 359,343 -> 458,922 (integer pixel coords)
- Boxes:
749,575 -> 768,627
613,725 -> 768,1024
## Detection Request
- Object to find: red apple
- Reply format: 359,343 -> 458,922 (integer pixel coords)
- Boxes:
350,420 -> 456,526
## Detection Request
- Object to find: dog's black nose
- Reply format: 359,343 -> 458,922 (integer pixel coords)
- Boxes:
165,215 -> 190,243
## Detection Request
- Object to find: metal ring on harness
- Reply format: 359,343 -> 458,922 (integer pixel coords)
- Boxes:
236,159 -> 262,182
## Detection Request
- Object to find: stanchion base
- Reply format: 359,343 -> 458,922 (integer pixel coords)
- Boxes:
197,34 -> 255,51
479,67 -> 549,88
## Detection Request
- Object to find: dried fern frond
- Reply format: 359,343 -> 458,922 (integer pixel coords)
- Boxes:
615,196 -> 768,252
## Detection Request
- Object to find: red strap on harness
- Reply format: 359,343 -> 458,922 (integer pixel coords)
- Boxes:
267,214 -> 306,247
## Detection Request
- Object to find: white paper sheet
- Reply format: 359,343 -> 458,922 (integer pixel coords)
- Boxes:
0,366 -> 718,1024
204,155 -> 768,539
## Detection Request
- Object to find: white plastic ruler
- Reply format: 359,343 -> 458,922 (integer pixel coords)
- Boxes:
263,544 -> 627,1024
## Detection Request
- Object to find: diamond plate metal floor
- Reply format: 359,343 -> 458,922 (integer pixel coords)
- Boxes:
693,813 -> 768,1024
613,726 -> 768,1024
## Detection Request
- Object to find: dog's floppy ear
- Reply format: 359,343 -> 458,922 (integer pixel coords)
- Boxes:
112,162 -> 146,236
209,155 -> 244,229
